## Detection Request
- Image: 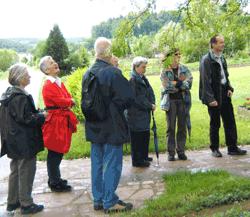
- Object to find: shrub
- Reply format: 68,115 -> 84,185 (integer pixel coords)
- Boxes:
65,67 -> 87,121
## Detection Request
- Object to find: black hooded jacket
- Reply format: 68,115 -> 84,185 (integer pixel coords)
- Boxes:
0,86 -> 45,159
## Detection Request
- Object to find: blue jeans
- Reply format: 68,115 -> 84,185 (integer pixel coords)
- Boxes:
91,143 -> 123,209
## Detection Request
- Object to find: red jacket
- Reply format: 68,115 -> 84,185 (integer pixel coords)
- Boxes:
42,79 -> 78,153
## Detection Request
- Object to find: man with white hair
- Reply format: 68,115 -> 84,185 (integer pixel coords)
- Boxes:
81,37 -> 134,213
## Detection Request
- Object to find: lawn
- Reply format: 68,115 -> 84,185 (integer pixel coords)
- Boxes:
37,65 -> 250,160
120,170 -> 250,217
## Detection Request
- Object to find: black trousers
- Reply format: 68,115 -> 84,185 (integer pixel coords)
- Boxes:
47,150 -> 64,184
208,87 -> 238,151
130,130 -> 150,163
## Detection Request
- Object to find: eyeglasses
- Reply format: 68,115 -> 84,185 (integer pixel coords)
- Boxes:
174,53 -> 181,56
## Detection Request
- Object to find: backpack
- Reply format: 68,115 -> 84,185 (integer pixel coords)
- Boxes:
81,71 -> 107,122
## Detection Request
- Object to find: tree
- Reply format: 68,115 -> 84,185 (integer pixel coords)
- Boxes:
44,24 -> 69,75
0,49 -> 19,72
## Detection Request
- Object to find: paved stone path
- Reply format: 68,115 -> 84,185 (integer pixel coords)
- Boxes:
0,145 -> 250,217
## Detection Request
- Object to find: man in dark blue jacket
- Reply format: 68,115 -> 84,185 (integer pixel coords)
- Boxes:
82,37 -> 134,214
199,35 -> 247,157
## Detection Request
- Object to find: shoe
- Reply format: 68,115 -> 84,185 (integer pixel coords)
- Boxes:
104,200 -> 133,213
48,178 -> 68,187
49,181 -> 72,192
21,203 -> 44,215
94,204 -> 103,211
145,157 -> 153,162
211,149 -> 222,157
168,155 -> 175,161
178,153 -> 187,160
6,202 -> 20,211
228,147 -> 247,156
132,160 -> 150,167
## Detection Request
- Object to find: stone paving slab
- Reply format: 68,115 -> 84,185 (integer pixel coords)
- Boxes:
0,145 -> 250,217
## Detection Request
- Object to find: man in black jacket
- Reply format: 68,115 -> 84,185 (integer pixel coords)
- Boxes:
81,37 -> 134,213
199,35 -> 247,157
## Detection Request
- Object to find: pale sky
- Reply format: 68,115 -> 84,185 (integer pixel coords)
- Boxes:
0,0 -> 184,39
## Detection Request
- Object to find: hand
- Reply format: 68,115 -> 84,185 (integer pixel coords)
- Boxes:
152,104 -> 156,111
71,98 -> 76,106
209,101 -> 218,107
43,111 -> 48,118
227,90 -> 233,97
179,74 -> 186,81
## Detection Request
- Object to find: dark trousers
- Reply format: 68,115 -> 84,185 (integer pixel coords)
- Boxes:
47,150 -> 63,184
208,88 -> 238,151
130,130 -> 150,163
166,99 -> 187,155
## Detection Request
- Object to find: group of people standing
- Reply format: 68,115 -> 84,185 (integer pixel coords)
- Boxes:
0,34 -> 247,215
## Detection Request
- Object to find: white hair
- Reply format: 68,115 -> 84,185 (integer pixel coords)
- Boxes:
8,63 -> 28,86
132,56 -> 148,70
39,56 -> 52,74
94,37 -> 112,58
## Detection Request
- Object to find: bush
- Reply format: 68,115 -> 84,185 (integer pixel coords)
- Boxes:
65,67 -> 87,121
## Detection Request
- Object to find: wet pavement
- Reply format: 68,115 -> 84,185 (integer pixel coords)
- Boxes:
0,145 -> 250,217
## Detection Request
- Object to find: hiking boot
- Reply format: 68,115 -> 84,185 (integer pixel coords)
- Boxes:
49,181 -> 72,192
132,160 -> 150,167
21,203 -> 44,215
6,202 -> 20,211
94,204 -> 103,211
168,155 -> 175,161
178,153 -> 187,160
211,149 -> 222,158
228,147 -> 247,156
104,200 -> 133,213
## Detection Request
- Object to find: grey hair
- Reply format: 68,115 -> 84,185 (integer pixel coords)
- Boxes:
94,37 -> 112,58
39,56 -> 52,74
8,63 -> 28,86
132,56 -> 148,70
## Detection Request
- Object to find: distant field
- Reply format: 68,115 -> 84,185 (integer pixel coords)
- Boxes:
38,65 -> 250,160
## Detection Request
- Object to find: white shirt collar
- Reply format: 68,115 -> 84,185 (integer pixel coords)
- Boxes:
46,75 -> 61,88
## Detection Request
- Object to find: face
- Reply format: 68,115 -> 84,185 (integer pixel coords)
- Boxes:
212,36 -> 225,52
172,51 -> 181,65
19,70 -> 31,87
45,58 -> 60,77
135,63 -> 147,75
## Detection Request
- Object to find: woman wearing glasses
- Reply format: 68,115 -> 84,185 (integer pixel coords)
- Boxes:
160,48 -> 193,161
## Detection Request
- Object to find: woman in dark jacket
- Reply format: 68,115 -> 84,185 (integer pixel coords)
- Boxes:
127,57 -> 155,167
0,64 -> 47,215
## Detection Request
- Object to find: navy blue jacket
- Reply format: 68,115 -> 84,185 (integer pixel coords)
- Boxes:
82,59 -> 134,145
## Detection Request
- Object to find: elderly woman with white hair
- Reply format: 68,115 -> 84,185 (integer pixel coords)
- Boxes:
126,57 -> 156,167
39,56 -> 78,192
0,64 -> 46,214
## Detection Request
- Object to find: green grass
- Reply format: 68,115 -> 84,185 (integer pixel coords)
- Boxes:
120,170 -> 250,217
37,65 -> 250,160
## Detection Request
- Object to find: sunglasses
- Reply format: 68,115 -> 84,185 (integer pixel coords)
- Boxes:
174,53 -> 181,56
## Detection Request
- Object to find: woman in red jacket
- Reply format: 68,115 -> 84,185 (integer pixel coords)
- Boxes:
39,56 -> 78,192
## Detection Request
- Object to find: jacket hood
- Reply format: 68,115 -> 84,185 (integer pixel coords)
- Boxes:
0,86 -> 27,104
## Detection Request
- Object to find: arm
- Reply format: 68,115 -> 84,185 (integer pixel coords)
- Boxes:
199,58 -> 216,104
42,82 -> 74,107
179,67 -> 193,91
111,72 -> 135,111
9,95 -> 45,127
160,70 -> 178,93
